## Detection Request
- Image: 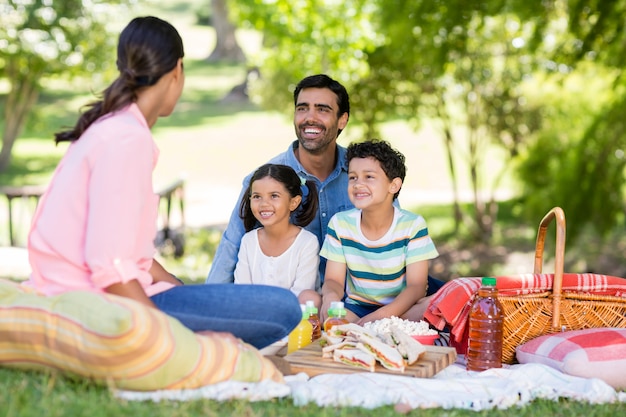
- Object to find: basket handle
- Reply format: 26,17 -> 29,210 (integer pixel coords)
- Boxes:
533,206 -> 566,330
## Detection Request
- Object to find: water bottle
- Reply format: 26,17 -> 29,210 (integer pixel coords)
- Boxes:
287,304 -> 313,354
466,277 -> 504,371
305,300 -> 322,340
323,301 -> 349,333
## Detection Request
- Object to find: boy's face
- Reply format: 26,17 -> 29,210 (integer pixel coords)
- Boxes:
347,157 -> 402,211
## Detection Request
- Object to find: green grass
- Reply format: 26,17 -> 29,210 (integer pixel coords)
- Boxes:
1,367 -> 625,417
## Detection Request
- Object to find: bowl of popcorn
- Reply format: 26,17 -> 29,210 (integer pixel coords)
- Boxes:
364,316 -> 440,345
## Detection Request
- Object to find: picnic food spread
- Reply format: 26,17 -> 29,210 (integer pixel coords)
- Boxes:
284,321 -> 457,378
321,322 -> 426,372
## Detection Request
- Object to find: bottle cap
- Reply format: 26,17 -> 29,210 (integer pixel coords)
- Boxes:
482,277 -> 497,287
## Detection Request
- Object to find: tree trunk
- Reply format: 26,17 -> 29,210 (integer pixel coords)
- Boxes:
436,101 -> 464,232
0,61 -> 40,173
207,0 -> 246,63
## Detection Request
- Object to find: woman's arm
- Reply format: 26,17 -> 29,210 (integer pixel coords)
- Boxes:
105,279 -> 157,308
150,258 -> 183,286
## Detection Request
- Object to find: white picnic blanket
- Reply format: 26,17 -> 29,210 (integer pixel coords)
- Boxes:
115,360 -> 626,411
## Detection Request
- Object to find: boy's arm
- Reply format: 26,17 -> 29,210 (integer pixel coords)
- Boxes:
320,260 -> 347,323
356,260 -> 429,326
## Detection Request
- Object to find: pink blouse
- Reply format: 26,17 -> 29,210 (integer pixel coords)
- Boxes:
25,104 -> 174,297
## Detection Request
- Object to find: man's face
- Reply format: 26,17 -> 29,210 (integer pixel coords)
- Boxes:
294,88 -> 348,155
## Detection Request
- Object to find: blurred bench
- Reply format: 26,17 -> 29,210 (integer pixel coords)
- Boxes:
155,178 -> 186,257
0,185 -> 46,247
1,179 -> 186,254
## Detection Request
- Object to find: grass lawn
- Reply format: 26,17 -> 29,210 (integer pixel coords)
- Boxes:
1,366 -> 625,417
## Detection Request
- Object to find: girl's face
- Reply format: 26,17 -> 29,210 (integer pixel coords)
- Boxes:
250,176 -> 301,228
347,157 -> 401,211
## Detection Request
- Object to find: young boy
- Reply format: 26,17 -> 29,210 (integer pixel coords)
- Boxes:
319,139 -> 439,325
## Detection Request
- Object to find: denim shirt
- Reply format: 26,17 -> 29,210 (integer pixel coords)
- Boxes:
206,141 -> 353,284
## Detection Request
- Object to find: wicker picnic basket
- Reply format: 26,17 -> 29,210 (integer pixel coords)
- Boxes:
499,206 -> 626,364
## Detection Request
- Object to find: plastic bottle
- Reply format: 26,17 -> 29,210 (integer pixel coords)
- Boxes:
466,277 -> 504,371
287,304 -> 313,354
323,301 -> 349,333
305,300 -> 322,340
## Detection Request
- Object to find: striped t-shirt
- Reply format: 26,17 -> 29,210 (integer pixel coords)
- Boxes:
320,207 -> 438,307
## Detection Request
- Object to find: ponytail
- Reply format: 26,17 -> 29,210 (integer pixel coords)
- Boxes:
293,180 -> 319,227
54,16 -> 184,144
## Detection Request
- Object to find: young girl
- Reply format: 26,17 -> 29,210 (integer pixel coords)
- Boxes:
235,163 -> 322,307
24,16 -> 301,350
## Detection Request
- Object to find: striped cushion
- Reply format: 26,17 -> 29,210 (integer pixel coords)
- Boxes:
0,279 -> 282,390
516,328 -> 626,389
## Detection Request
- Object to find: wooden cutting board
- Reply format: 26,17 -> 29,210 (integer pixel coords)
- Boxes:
283,341 -> 457,378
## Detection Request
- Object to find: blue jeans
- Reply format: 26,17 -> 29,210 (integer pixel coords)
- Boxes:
150,284 -> 301,349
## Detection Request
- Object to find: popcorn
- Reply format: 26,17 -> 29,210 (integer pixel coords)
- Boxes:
364,316 -> 438,337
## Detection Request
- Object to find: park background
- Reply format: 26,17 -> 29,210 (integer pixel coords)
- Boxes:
1,0 -> 624,284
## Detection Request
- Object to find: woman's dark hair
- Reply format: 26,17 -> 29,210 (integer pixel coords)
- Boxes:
55,16 -> 184,143
347,139 -> 406,200
240,164 -> 319,232
293,74 -> 350,136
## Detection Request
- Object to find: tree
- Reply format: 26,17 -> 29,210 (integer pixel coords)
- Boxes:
231,0 -> 626,243
206,0 -> 246,63
0,0 -> 128,172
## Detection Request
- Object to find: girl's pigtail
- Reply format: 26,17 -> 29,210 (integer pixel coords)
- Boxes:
294,180 -> 319,227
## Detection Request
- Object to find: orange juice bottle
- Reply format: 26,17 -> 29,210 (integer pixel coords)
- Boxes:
323,301 -> 349,333
287,305 -> 313,354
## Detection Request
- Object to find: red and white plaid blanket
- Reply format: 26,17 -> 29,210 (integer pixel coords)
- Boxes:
424,273 -> 626,346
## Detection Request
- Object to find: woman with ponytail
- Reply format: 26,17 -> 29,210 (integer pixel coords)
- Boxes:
25,16 -> 301,350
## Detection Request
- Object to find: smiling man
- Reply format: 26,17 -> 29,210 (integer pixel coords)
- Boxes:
206,74 -> 353,285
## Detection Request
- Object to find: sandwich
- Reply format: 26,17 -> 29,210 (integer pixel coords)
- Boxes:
389,326 -> 427,365
322,340 -> 359,358
327,322 -> 379,339
332,348 -> 376,372
319,331 -> 344,347
353,331 -> 406,372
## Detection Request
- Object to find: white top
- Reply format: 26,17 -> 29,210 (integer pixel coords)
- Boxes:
234,228 -> 320,296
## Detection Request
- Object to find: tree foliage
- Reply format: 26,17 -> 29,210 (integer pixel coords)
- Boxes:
0,0 -> 130,172
231,0 -> 626,244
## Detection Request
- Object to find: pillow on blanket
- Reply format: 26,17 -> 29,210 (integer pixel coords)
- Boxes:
516,328 -> 626,389
0,278 -> 282,391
